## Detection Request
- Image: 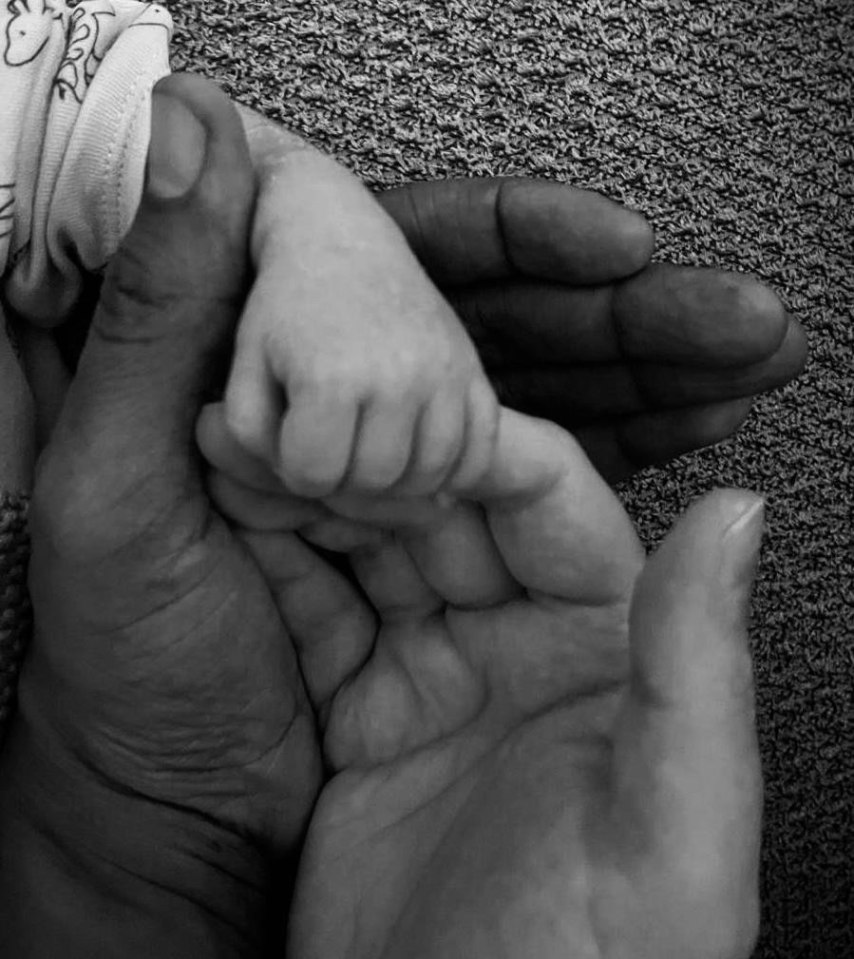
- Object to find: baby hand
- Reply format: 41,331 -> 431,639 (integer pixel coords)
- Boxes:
196,402 -> 462,551
220,150 -> 499,500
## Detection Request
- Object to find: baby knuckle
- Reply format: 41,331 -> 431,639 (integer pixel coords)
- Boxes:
394,362 -> 443,400
223,405 -> 264,456
357,461 -> 403,493
282,453 -> 340,497
291,472 -> 336,499
291,357 -> 362,401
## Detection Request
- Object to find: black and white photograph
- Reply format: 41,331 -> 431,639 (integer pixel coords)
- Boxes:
0,1 -> 851,956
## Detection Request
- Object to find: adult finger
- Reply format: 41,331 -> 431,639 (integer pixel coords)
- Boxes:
234,108 -> 653,286
239,529 -> 376,717
492,315 -> 805,427
464,409 -> 644,606
206,469 -> 327,532
613,489 -> 764,948
44,74 -> 254,525
453,264 -> 799,369
397,502 -> 521,609
575,397 -> 755,484
347,409 -> 633,614
378,177 -> 654,286
611,264 -> 795,365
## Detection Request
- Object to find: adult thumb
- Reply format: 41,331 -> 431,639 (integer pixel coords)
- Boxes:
612,489 -> 765,945
57,74 -> 254,478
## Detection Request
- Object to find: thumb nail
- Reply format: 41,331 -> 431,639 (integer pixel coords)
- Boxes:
720,495 -> 765,592
147,90 -> 208,200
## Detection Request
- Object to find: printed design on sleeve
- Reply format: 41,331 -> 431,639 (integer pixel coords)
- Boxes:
4,0 -> 62,65
0,184 -> 12,241
3,0 -> 117,102
54,0 -> 117,102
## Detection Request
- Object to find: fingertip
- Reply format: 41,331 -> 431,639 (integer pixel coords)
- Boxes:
206,469 -> 325,532
499,180 -> 656,283
612,265 -> 801,368
615,206 -> 656,275
613,396 -> 756,475
630,487 -> 765,714
719,493 -> 766,605
390,396 -> 464,497
223,382 -> 277,463
277,456 -> 342,500
651,487 -> 765,582
152,73 -> 238,136
732,274 -> 790,357
148,86 -> 208,201
277,428 -> 346,500
774,312 -> 809,378
146,73 -> 254,210
448,378 -> 501,494
277,389 -> 362,498
344,397 -> 428,495
301,516 -> 387,553
195,400 -> 224,461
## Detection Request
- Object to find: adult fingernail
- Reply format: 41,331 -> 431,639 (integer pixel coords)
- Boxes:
720,495 -> 765,592
147,90 -> 208,199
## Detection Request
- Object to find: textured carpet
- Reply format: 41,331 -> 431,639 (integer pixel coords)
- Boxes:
0,0 -> 850,954
168,1 -> 853,953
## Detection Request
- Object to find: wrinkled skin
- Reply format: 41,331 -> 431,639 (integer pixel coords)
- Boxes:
1,75 -> 781,957
239,104 -> 806,484
22,102 -> 806,482
208,409 -> 764,959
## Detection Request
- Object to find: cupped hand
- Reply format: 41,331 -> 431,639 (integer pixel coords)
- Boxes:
0,76 -> 320,955
231,409 -> 764,959
240,106 -> 806,482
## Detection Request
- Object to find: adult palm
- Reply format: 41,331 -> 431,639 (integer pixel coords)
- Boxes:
234,412 -> 763,959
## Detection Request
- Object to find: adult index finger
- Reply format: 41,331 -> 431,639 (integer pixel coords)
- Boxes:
465,407 -> 644,606
378,177 -> 654,287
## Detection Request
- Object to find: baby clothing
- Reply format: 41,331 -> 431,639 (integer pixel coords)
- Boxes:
1,0 -> 172,321
0,0 -> 172,732
0,0 -> 171,481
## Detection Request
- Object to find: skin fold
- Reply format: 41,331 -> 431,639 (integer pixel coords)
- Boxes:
0,75 -> 791,958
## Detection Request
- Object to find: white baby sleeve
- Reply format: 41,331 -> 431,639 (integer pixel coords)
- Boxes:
0,0 -> 172,326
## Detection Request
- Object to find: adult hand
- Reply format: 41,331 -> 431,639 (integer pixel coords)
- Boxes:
240,106 -> 806,481
22,105 -> 806,481
0,75 -> 319,956
233,411 -> 764,959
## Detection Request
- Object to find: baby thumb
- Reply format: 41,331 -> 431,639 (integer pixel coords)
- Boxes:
612,489 -> 765,946
62,74 -> 254,464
